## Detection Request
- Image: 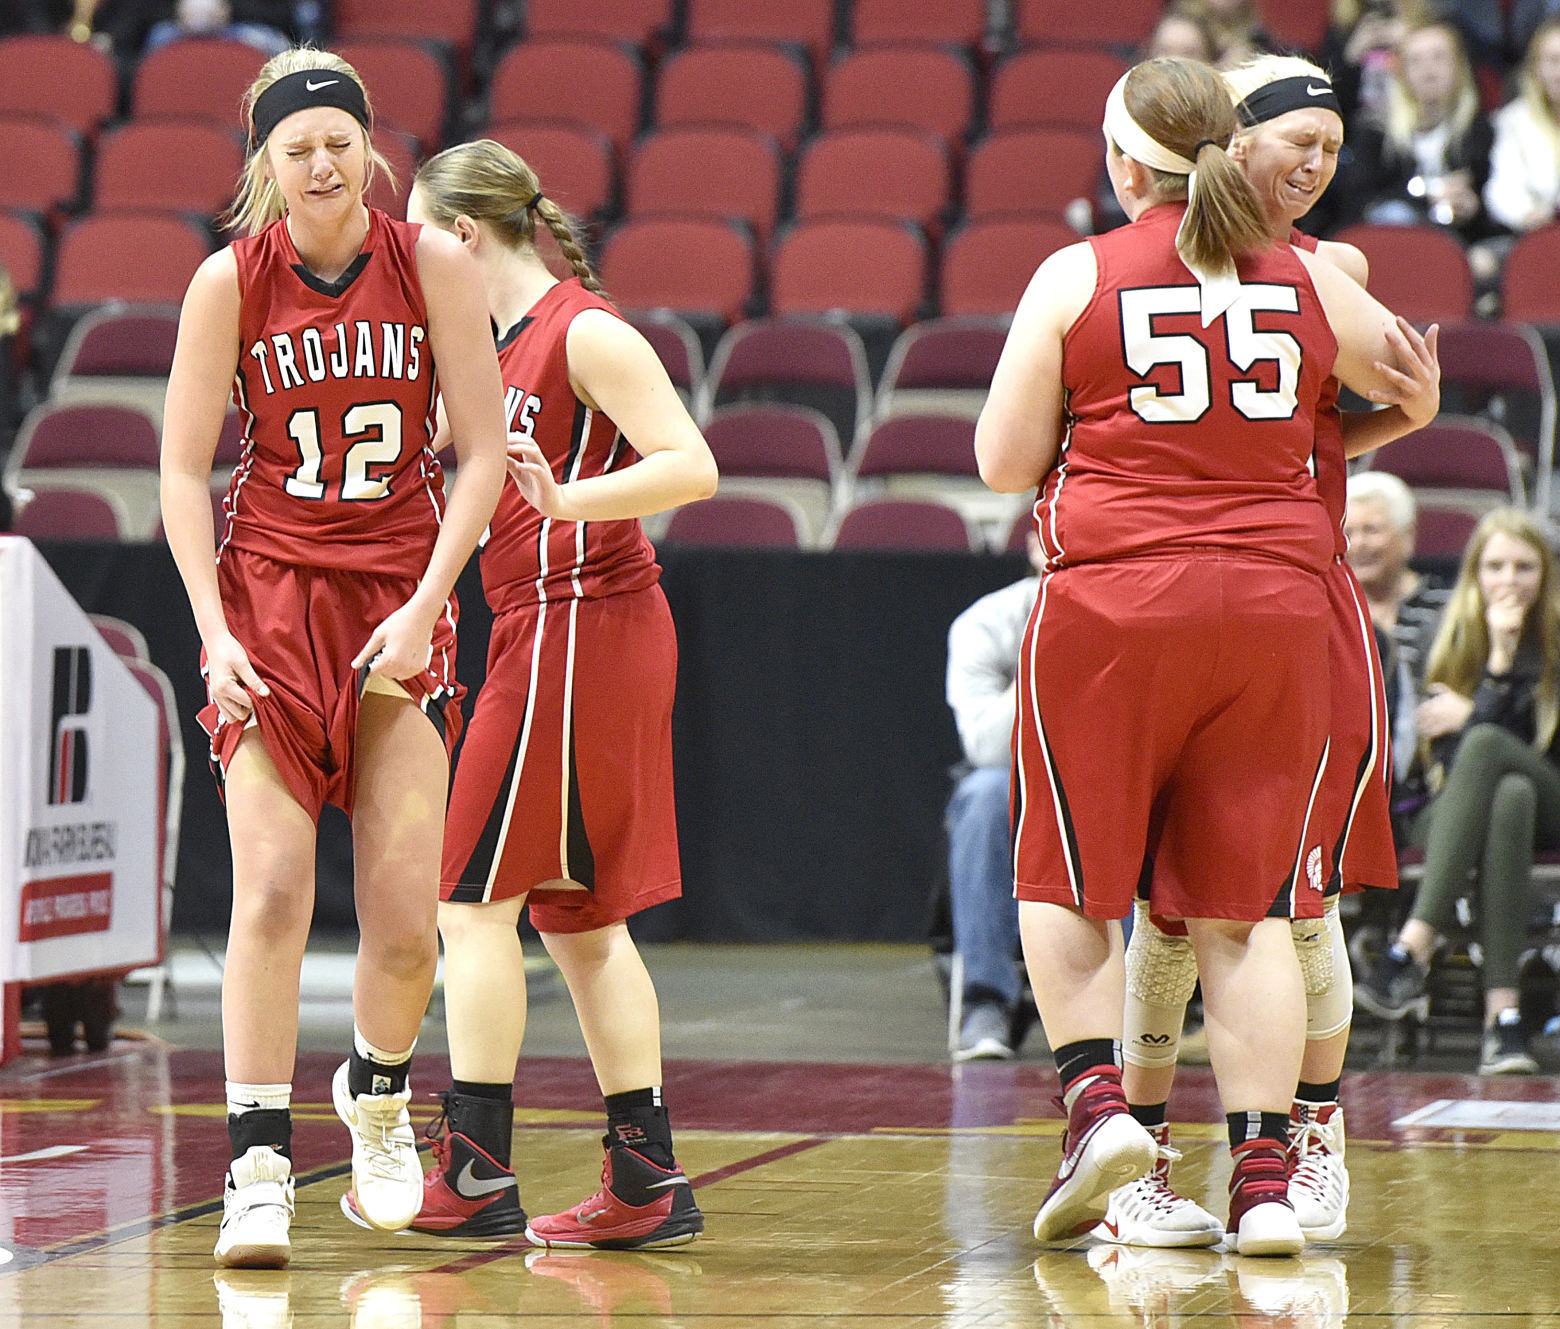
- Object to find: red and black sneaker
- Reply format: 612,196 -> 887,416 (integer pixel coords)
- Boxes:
409,1103 -> 527,1238
1227,1139 -> 1303,1257
1033,1070 -> 1157,1243
525,1146 -> 704,1251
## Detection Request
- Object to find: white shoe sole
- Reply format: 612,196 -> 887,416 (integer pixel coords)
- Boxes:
1231,1201 -> 1305,1257
1034,1115 -> 1157,1242
214,1237 -> 290,1269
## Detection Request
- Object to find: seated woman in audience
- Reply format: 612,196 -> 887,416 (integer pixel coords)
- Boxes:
1356,508 -> 1560,1076
1147,4 -> 1218,63
1181,0 -> 1273,67
1342,21 -> 1502,257
1320,0 -> 1429,121
1484,19 -> 1560,240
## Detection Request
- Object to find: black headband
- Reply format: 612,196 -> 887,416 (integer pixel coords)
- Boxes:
1236,75 -> 1343,127
251,68 -> 370,148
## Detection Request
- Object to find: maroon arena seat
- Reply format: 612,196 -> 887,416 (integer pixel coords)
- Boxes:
662,494 -> 804,547
655,42 -> 810,151
770,218 -> 927,328
488,120 -> 617,220
0,34 -> 117,138
831,497 -> 977,551
1332,223 -> 1474,324
940,216 -> 1079,318
627,126 -> 782,242
821,46 -> 975,146
131,38 -> 268,122
93,119 -> 245,217
598,216 -> 756,326
488,38 -> 642,158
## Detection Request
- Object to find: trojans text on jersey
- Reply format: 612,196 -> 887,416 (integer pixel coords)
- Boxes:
246,320 -> 426,395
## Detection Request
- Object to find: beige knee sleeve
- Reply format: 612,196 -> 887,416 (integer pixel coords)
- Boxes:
1293,897 -> 1352,1040
1123,902 -> 1200,1069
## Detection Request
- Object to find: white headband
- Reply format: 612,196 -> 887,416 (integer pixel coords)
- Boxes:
1102,69 -> 1239,325
1103,73 -> 1199,175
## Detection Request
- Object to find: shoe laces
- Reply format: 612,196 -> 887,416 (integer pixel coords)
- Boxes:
354,1091 -> 416,1180
1288,1122 -> 1344,1204
1115,1145 -> 1194,1218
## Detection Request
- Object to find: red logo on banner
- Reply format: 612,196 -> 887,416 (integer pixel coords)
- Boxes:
18,873 -> 113,941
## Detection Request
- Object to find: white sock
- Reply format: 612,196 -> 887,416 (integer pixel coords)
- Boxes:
226,1080 -> 291,1115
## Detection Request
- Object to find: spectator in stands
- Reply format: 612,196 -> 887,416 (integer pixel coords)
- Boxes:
144,0 -> 290,54
1180,0 -> 1274,68
1321,0 -> 1430,122
1513,0 -> 1560,63
943,532 -> 1044,1061
1484,19 -> 1560,242
1355,507 -> 1560,1075
1344,471 -> 1452,823
1147,5 -> 1219,63
1340,21 -> 1503,275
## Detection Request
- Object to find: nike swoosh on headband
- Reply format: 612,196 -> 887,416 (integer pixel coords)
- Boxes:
305,78 -> 339,91
1307,85 -> 1331,95
454,1161 -> 516,1199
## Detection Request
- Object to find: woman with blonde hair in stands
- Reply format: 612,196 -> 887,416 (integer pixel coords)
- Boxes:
977,55 -> 1435,1257
1358,508 -> 1560,1076
1098,51 -> 1440,1253
1349,21 -> 1500,254
385,139 -> 717,1251
1485,18 -> 1560,237
161,46 -> 508,1267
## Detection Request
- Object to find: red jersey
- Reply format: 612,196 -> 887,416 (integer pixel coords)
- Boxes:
1037,204 -> 1334,574
1291,227 -> 1347,556
221,208 -> 444,580
479,278 -> 661,614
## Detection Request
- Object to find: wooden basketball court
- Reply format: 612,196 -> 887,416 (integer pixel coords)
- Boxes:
4,1021 -> 1560,1327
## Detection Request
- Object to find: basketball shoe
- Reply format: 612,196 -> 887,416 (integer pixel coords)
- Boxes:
525,1144 -> 704,1250
1091,1123 -> 1223,1248
214,1145 -> 294,1269
1287,1103 -> 1348,1242
1227,1139 -> 1304,1257
213,1269 -> 292,1329
331,1060 -> 421,1232
410,1096 -> 528,1237
1033,1074 -> 1158,1242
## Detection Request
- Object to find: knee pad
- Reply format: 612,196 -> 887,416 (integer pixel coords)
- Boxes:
1123,903 -> 1200,1069
1293,898 -> 1352,1040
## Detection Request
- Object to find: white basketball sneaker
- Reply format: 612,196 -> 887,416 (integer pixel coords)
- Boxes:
331,1060 -> 421,1232
214,1145 -> 295,1269
1287,1102 -> 1348,1242
1092,1123 -> 1223,1248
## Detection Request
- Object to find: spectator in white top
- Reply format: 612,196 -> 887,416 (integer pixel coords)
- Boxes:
1485,18 -> 1560,235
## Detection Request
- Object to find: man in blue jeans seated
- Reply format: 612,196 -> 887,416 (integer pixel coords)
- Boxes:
944,533 -> 1043,1061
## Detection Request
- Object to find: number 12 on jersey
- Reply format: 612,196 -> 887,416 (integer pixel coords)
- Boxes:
1120,283 -> 1302,424
284,401 -> 404,501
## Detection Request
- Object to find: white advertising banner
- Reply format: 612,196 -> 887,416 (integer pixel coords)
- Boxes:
0,537 -> 160,983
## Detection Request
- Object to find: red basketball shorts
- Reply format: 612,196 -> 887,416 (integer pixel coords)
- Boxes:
440,584 -> 682,933
1317,558 -> 1398,894
200,547 -> 463,820
1013,556 -> 1330,923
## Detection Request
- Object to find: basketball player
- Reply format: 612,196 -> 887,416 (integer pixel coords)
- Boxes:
159,49 -> 508,1268
974,57 -> 1437,1256
373,139 -> 716,1251
1100,55 -> 1440,1252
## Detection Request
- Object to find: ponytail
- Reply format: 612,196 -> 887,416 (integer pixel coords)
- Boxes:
413,139 -> 607,298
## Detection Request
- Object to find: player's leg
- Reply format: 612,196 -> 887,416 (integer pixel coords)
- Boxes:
1288,896 -> 1353,1239
1188,915 -> 1307,1256
410,891 -> 532,1237
335,691 -> 446,1232
1098,904 -> 1222,1248
525,920 -> 703,1251
214,730 -> 317,1268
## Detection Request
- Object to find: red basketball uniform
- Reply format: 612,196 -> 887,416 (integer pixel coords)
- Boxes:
199,207 -> 463,818
1293,228 -> 1397,896
1014,204 -> 1333,922
440,279 -> 682,933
